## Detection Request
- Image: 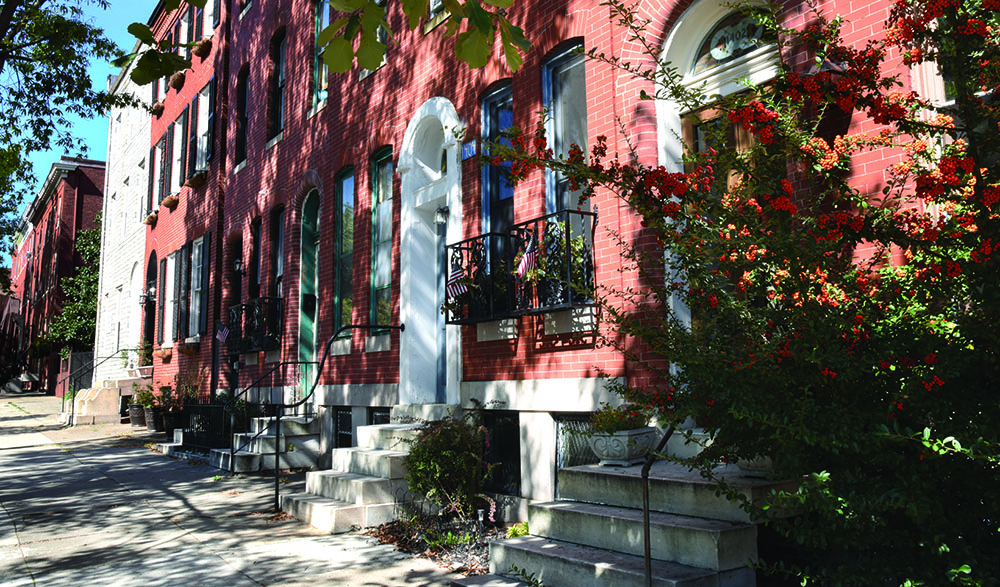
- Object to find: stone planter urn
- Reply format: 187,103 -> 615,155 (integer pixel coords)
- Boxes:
736,455 -> 774,478
144,406 -> 164,432
588,427 -> 658,466
128,403 -> 146,428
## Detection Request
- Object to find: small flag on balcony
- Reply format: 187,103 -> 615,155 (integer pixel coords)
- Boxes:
216,323 -> 230,342
446,268 -> 467,298
517,236 -> 537,278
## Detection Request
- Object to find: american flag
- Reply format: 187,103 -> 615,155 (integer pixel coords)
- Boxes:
446,268 -> 467,298
216,323 -> 230,342
517,236 -> 538,278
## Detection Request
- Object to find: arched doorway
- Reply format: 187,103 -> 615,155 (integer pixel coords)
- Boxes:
398,98 -> 464,406
143,253 -> 157,364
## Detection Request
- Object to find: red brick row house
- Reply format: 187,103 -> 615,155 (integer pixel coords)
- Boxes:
100,0 -> 946,548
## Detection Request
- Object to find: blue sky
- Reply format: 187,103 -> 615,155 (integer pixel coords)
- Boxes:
9,0 -> 154,262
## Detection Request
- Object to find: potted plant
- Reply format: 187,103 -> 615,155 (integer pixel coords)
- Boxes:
162,193 -> 180,210
153,347 -> 172,361
143,211 -> 158,226
169,71 -> 185,90
136,386 -> 162,432
150,101 -> 164,116
587,403 -> 657,466
184,170 -> 207,188
192,36 -> 212,58
127,383 -> 146,428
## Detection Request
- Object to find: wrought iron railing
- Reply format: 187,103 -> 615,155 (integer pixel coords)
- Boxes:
444,209 -> 597,324
228,297 -> 283,354
443,232 -> 513,324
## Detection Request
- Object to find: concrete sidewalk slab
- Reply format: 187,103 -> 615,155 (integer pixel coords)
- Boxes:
0,393 -> 461,586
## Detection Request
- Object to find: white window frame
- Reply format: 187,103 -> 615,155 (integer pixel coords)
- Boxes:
543,41 -> 588,213
189,236 -> 205,335
164,254 -> 177,345
197,82 -> 212,171
172,113 -> 186,193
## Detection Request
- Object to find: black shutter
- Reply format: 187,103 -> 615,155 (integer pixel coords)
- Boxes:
179,244 -> 191,339
158,258 -> 167,345
195,7 -> 204,40
147,146 -> 155,214
179,108 -> 188,183
173,251 -> 184,340
206,77 -> 215,163
186,5 -> 195,57
152,79 -> 159,104
157,137 -> 166,203
200,231 -> 211,334
164,123 -> 174,199
188,95 -> 199,177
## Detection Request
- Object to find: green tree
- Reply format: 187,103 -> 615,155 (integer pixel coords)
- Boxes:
501,0 -> 1000,582
0,0 -> 133,251
49,213 -> 100,351
120,0 -> 529,87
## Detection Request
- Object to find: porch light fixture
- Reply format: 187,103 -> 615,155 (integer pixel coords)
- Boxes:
234,258 -> 246,275
434,206 -> 450,226
139,285 -> 156,304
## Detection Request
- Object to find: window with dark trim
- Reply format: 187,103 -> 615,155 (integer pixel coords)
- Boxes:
335,168 -> 355,333
189,233 -> 210,335
249,218 -> 262,299
235,67 -> 249,165
269,30 -> 286,139
314,0 -> 331,105
481,82 -> 514,267
370,149 -> 392,328
270,208 -> 285,298
543,40 -> 588,212
158,257 -> 167,344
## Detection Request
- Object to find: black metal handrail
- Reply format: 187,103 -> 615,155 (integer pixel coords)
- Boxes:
225,360 -> 317,474
227,297 -> 283,354
268,322 -> 405,510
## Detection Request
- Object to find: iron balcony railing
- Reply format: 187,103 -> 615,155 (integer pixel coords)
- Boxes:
444,208 -> 597,325
228,297 -> 283,354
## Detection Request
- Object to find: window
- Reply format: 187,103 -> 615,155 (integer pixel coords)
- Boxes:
236,67 -> 249,165
172,108 -> 188,193
544,41 -> 588,212
361,0 -> 388,76
314,0 -> 331,105
370,149 -> 392,326
147,136 -> 166,212
249,219 -> 262,299
180,7 -> 192,61
208,0 -> 219,31
482,82 -> 514,237
157,257 -> 167,344
335,168 -> 355,332
269,30 -> 287,139
189,234 -> 210,336
190,78 -> 216,172
270,208 -> 285,298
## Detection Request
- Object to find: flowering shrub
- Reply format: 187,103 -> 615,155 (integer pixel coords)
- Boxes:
497,0 -> 1000,582
589,403 -> 650,434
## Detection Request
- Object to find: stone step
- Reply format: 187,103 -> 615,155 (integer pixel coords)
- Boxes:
280,493 -> 363,534
331,447 -> 408,478
233,433 -> 321,459
390,403 -> 452,423
210,449 -> 261,472
451,575 -> 531,587
250,416 -> 320,436
356,423 -> 422,451
558,462 -> 795,523
529,501 -> 757,571
305,470 -> 412,504
490,535 -> 754,587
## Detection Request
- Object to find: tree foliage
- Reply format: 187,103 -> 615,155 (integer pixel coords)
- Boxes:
0,0 -> 133,251
48,213 -> 100,351
501,0 -> 1000,582
119,0 -> 530,89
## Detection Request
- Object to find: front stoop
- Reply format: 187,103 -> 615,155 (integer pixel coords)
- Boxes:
207,416 -> 321,473
282,416 -> 425,534
473,462 -> 790,587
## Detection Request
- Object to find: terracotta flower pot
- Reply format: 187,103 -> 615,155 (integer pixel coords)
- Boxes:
162,194 -> 179,210
169,71 -> 185,90
183,171 -> 207,188
143,212 -> 158,226
193,37 -> 212,58
151,101 -> 164,116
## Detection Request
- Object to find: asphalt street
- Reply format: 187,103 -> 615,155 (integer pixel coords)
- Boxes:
0,392 -> 458,586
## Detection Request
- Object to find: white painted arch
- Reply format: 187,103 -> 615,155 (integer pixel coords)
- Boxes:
398,97 -> 465,406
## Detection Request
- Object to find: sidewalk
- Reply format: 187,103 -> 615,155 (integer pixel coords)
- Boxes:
0,392 -> 459,586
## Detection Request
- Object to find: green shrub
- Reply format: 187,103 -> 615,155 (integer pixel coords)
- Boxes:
403,408 -> 496,521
